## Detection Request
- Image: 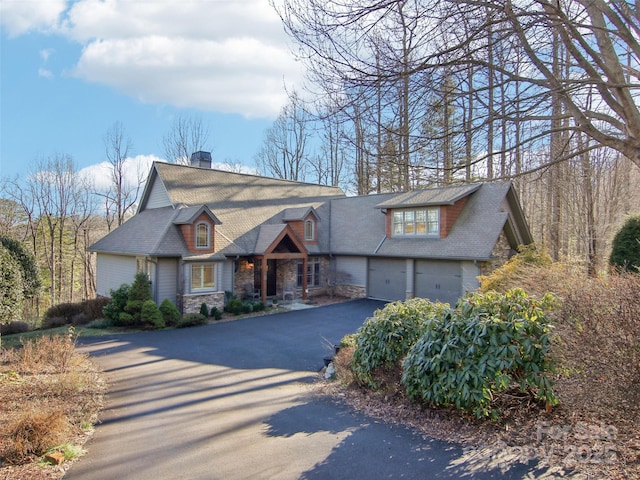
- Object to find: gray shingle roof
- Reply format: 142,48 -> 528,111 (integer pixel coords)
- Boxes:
91,161 -> 529,262
375,184 -> 481,208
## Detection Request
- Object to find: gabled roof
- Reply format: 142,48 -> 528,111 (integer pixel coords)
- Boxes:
331,182 -> 528,260
172,205 -> 221,225
283,206 -> 319,222
375,184 -> 480,209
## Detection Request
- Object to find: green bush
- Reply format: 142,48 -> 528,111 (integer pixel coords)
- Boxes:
177,313 -> 207,328
241,301 -> 253,314
103,284 -> 130,322
252,301 -> 265,312
159,299 -> 181,327
210,306 -> 222,321
225,298 -> 244,315
610,215 -> 640,272
351,298 -> 451,387
117,312 -> 134,326
0,236 -> 41,299
199,303 -> 209,317
0,244 -> 24,324
402,289 -> 558,419
140,300 -> 164,329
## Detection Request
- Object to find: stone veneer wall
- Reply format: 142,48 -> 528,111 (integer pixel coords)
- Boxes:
333,284 -> 366,299
478,231 -> 514,277
182,292 -> 225,314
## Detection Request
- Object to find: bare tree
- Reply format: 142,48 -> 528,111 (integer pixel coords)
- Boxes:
163,115 -> 212,165
99,122 -> 143,230
255,90 -> 311,181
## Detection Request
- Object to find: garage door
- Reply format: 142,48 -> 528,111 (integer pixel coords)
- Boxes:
415,260 -> 462,305
368,258 -> 406,301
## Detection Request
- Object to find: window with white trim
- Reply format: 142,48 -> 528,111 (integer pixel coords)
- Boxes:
297,257 -> 320,288
195,222 -> 210,249
304,219 -> 314,241
392,208 -> 439,236
190,263 -> 216,292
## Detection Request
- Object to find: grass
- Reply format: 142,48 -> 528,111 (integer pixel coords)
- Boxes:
1,324 -> 142,349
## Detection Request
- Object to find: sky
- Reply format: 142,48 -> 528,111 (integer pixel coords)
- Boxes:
0,0 -> 304,187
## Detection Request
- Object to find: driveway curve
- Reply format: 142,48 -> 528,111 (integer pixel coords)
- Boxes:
67,299 -> 553,479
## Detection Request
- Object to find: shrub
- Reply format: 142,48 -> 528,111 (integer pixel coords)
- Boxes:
241,301 -> 253,314
140,300 -> 164,329
159,299 -> 181,327
609,215 -> 640,272
225,298 -> 244,315
0,244 -> 25,324
103,284 -> 130,322
71,312 -> 91,326
82,296 -> 111,320
402,289 -> 558,419
5,409 -> 72,463
117,312 -> 134,326
351,298 -> 451,387
252,301 -> 265,312
41,316 -> 72,330
199,303 -> 209,318
177,313 -> 207,328
0,321 -> 30,335
478,244 -> 552,293
0,236 -> 41,299
210,306 -> 222,321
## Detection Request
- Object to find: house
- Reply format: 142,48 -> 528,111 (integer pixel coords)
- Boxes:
89,152 -> 533,312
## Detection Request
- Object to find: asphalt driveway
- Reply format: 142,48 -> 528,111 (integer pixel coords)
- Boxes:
66,299 -> 554,479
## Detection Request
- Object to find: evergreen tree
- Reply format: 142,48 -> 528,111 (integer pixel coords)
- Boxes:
609,215 -> 640,272
0,245 -> 24,325
0,236 -> 41,298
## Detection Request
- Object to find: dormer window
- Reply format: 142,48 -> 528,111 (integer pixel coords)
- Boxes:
195,222 -> 210,248
304,219 -> 315,241
392,208 -> 439,236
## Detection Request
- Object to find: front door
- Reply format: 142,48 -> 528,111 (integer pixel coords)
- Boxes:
266,259 -> 277,297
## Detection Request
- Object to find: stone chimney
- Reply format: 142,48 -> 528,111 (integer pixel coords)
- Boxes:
190,151 -> 212,168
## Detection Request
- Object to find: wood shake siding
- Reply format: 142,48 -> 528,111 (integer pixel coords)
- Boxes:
179,212 -> 216,254
440,196 -> 468,238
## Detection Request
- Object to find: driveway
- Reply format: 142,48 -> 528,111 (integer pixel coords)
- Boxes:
66,300 -> 552,479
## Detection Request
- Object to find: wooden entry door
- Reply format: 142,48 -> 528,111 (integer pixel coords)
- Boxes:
255,259 -> 277,298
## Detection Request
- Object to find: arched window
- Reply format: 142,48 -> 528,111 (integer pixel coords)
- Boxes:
195,222 -> 210,248
304,219 -> 314,241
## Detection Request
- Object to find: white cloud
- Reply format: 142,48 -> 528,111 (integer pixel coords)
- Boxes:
0,0 -> 66,37
38,68 -> 53,79
80,154 -> 160,192
4,0 -> 302,118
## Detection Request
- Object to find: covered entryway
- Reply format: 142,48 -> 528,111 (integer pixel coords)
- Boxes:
414,260 -> 462,305
367,258 -> 406,301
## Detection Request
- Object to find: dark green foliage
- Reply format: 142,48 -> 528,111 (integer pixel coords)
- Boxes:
159,299 -> 181,327
43,297 -> 113,329
241,301 -> 253,314
102,284 -> 130,322
351,298 -> 451,387
402,289 -> 558,418
610,215 -> 640,272
129,271 -> 152,302
140,300 -> 164,329
224,298 -> 244,315
199,303 -> 209,318
118,312 -> 134,326
209,306 -> 222,320
1,321 -> 30,335
251,302 -> 265,312
0,236 -> 41,299
177,313 -> 207,328
0,244 -> 24,324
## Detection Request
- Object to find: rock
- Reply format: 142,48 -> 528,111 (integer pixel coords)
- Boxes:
45,451 -> 65,465
324,362 -> 336,380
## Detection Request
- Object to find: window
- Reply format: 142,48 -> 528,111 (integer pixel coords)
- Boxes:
304,219 -> 314,241
297,257 -> 320,288
392,208 -> 439,236
195,222 -> 210,249
191,263 -> 216,292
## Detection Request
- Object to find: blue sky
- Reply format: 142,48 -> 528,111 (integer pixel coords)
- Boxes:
0,0 -> 302,184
